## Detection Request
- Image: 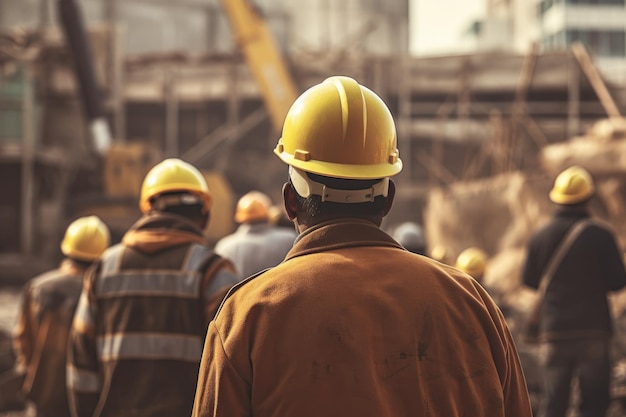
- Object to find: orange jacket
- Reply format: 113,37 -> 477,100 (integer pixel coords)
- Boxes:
14,259 -> 86,416
193,218 -> 532,417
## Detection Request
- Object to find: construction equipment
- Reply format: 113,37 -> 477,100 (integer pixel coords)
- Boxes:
219,0 -> 299,132
57,0 -> 111,154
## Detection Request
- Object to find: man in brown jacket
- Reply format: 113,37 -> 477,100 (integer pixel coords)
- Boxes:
192,76 -> 533,417
67,158 -> 240,417
14,216 -> 110,417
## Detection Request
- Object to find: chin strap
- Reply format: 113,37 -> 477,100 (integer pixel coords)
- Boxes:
289,166 -> 389,203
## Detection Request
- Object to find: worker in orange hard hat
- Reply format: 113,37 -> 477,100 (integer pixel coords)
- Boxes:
67,158 -> 239,417
455,247 -> 488,283
215,190 -> 296,278
193,76 -> 532,417
522,165 -> 626,417
14,216 -> 110,417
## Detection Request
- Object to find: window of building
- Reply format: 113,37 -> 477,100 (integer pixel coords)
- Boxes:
565,0 -> 625,5
564,29 -> 626,56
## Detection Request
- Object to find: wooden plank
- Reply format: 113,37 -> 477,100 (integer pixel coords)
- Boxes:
571,42 -> 622,119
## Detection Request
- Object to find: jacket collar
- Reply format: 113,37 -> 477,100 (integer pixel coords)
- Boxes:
122,213 -> 209,254
285,218 -> 403,261
554,204 -> 591,220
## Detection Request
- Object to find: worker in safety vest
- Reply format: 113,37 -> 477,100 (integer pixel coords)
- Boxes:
522,166 -> 626,417
192,76 -> 532,417
455,247 -> 488,284
67,158 -> 239,417
14,216 -> 110,417
392,221 -> 427,256
215,191 -> 296,278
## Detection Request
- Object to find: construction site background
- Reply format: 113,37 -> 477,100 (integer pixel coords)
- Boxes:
3,0 -> 626,415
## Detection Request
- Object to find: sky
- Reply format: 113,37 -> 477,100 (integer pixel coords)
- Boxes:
410,0 -> 486,56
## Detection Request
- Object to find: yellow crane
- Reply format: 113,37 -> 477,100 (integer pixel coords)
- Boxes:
219,0 -> 299,131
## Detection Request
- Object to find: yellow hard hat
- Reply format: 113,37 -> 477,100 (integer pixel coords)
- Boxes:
274,76 -> 402,180
61,216 -> 110,261
139,158 -> 212,214
235,191 -> 272,223
549,165 -> 595,205
455,247 -> 487,278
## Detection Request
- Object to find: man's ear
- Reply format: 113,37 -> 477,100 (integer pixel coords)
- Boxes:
282,183 -> 298,220
383,180 -> 396,217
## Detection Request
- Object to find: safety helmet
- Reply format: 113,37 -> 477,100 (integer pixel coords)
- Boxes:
455,247 -> 487,279
139,158 -> 212,214
61,216 -> 110,262
235,191 -> 272,223
393,222 -> 426,254
274,76 -> 402,181
549,165 -> 595,205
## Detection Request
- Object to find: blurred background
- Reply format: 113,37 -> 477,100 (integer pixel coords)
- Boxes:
2,0 -> 626,278
3,0 -> 626,412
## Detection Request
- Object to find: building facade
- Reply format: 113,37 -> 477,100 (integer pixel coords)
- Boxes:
468,0 -> 626,84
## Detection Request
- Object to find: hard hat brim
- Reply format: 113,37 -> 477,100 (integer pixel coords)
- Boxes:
274,148 -> 402,180
549,189 -> 593,205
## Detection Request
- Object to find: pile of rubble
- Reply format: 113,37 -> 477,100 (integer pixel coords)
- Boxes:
423,117 -> 626,415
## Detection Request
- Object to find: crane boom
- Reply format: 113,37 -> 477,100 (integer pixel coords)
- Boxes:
219,0 -> 299,131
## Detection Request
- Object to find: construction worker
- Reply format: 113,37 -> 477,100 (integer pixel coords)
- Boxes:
215,190 -> 296,277
391,221 -> 427,255
455,247 -> 488,284
13,216 -> 110,417
67,158 -> 240,417
192,76 -> 532,417
522,165 -> 626,417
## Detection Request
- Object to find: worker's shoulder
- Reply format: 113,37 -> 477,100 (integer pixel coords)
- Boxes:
580,218 -> 620,243
29,268 -> 73,288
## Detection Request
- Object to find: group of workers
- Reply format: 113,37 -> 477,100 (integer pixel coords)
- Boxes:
10,75 -> 625,417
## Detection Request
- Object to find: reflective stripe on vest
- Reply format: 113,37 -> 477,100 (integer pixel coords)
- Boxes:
67,365 -> 101,392
96,243 -> 214,299
97,271 -> 202,298
97,333 -> 203,362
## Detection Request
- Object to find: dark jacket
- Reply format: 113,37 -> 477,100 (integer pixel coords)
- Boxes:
14,259 -> 86,417
193,218 -> 533,417
522,206 -> 626,341
67,213 -> 240,417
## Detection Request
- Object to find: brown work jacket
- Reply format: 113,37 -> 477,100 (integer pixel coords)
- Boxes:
193,218 -> 533,417
14,259 -> 87,416
68,213 -> 239,417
